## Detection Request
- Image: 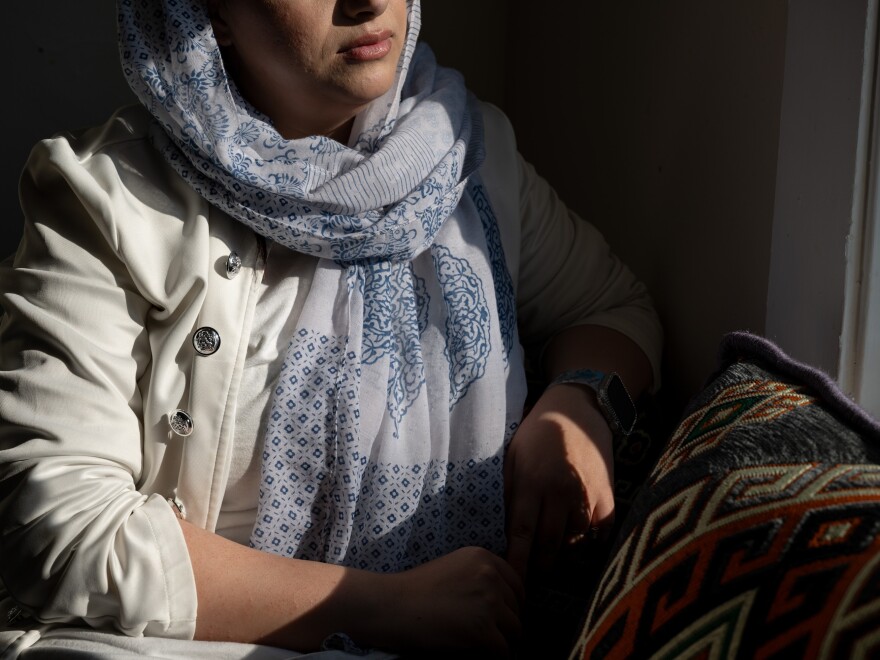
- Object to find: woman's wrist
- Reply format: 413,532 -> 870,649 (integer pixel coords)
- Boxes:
346,569 -> 409,651
302,567 -> 397,652
362,570 -> 410,650
533,380 -> 613,444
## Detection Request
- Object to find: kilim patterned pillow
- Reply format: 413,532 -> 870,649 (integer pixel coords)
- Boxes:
569,332 -> 880,659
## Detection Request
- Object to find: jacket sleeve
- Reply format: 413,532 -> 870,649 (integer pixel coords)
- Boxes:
514,155 -> 664,387
479,103 -> 662,384
0,134 -> 197,638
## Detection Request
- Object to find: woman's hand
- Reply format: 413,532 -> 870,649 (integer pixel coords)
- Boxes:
386,546 -> 524,657
504,382 -> 615,582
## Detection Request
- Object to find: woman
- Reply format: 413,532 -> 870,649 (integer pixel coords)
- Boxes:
0,0 -> 661,656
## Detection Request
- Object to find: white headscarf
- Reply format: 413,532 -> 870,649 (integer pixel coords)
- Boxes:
119,0 -> 527,570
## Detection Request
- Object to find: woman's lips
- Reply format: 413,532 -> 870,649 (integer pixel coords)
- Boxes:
340,31 -> 393,61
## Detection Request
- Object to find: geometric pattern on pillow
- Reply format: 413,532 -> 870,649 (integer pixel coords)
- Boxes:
574,463 -> 880,659
568,336 -> 880,660
649,379 -> 813,483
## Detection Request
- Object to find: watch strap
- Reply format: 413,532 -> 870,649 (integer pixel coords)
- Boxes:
547,368 -> 637,436
548,368 -> 606,392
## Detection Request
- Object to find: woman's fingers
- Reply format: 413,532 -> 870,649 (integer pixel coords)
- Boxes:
505,459 -> 594,579
533,498 -> 569,573
492,549 -> 527,609
587,489 -> 616,542
563,503 -> 592,545
496,601 -> 522,650
504,482 -> 540,582
488,557 -> 523,655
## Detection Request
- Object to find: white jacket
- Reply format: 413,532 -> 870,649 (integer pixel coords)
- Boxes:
0,104 -> 662,647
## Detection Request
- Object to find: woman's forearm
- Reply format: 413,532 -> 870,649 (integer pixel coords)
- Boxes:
179,519 -> 388,651
180,520 -> 522,654
541,324 -> 654,399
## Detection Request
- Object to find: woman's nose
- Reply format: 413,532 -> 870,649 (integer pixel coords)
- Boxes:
340,0 -> 392,21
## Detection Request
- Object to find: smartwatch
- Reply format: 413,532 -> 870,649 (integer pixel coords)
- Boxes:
548,369 -> 637,437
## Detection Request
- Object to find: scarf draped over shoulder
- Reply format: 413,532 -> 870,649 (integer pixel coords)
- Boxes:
118,0 -> 527,570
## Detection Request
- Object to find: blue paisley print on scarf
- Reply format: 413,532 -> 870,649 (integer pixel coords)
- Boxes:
119,0 -> 527,570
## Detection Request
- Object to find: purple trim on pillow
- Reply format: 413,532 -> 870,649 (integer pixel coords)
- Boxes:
716,331 -> 880,439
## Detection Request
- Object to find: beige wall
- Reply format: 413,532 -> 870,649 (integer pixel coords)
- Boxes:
503,1 -> 789,406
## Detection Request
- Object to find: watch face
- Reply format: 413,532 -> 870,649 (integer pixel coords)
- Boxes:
600,373 -> 637,436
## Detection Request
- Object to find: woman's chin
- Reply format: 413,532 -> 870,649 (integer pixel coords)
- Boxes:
331,76 -> 397,111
